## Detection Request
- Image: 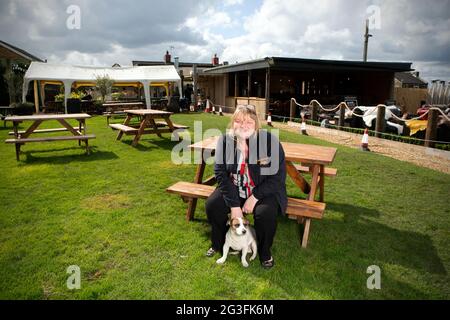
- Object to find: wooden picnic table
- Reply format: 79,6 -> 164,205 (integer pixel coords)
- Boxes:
109,109 -> 188,147
187,135 -> 336,210
102,102 -> 145,124
189,136 -> 336,196
167,135 -> 337,248
4,113 -> 95,161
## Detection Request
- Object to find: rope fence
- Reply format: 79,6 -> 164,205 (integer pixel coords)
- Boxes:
202,98 -> 450,149
290,98 -> 450,122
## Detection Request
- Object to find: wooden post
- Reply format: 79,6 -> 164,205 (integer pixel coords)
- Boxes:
247,70 -> 252,97
193,64 -> 198,108
265,68 -> 270,116
234,72 -> 239,97
375,105 -> 385,138
13,121 -> 20,161
338,104 -> 345,129
311,101 -> 318,122
33,80 -> 39,114
39,81 -> 46,112
290,99 -> 295,120
425,108 -> 438,148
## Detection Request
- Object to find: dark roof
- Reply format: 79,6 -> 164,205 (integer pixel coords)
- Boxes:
395,72 -> 427,85
132,60 -> 214,68
204,57 -> 413,74
0,40 -> 43,62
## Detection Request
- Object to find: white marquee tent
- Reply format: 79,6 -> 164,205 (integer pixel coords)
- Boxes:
23,62 -> 182,113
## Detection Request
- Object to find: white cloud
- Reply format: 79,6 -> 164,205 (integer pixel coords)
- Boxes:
0,0 -> 448,81
224,0 -> 244,6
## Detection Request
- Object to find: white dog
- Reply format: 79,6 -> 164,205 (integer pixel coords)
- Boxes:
216,217 -> 257,267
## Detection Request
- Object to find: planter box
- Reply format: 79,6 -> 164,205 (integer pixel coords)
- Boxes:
67,98 -> 81,114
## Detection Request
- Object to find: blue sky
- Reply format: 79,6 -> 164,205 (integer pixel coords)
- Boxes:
215,0 -> 262,38
0,0 -> 449,82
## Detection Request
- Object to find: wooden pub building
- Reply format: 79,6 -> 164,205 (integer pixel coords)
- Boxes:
202,57 -> 413,119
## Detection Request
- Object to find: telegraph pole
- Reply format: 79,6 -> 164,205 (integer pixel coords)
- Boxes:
363,19 -> 372,62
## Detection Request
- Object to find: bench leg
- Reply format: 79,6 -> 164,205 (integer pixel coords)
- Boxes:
85,139 -> 90,155
319,165 -> 325,202
301,218 -> 311,248
78,121 -> 82,146
186,198 -> 197,221
15,143 -> 21,161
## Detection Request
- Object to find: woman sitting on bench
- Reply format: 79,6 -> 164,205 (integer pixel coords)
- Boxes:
205,105 -> 287,269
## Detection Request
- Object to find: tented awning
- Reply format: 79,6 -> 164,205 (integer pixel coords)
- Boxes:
23,62 -> 182,113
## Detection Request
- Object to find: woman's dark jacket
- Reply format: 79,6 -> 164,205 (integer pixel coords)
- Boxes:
214,130 -> 287,214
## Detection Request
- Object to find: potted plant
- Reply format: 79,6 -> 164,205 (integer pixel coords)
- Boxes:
66,92 -> 84,114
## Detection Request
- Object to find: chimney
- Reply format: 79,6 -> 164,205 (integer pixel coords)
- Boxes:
413,71 -> 420,78
212,53 -> 219,66
164,50 -> 171,63
174,56 -> 179,70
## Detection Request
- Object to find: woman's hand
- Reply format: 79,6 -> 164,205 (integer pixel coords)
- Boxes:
243,195 -> 258,214
231,207 -> 243,220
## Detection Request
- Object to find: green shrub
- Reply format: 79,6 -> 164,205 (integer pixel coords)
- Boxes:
11,102 -> 35,115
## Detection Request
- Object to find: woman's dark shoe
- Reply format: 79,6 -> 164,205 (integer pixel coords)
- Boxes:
206,247 -> 218,257
261,257 -> 274,269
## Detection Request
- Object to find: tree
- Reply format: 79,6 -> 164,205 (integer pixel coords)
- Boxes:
1,59 -> 28,105
95,75 -> 114,102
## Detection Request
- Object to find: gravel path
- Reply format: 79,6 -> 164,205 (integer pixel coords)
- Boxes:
274,121 -> 450,174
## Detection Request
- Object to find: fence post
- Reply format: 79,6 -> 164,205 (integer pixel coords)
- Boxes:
425,108 -> 438,148
375,105 -> 385,138
290,99 -> 295,121
311,101 -> 318,122
338,104 -> 345,130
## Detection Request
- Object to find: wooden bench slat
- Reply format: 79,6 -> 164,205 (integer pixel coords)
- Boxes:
155,121 -> 189,129
294,164 -> 337,177
167,181 -> 215,199
103,111 -> 126,115
8,127 -> 82,135
166,181 -> 325,219
109,124 -> 139,132
5,134 -> 96,143
285,197 -> 325,219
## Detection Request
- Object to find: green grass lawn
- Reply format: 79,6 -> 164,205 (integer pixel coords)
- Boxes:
0,113 -> 449,299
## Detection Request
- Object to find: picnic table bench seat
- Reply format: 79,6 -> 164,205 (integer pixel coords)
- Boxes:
294,164 -> 337,177
166,181 -> 326,247
154,121 -> 189,130
109,123 -> 139,133
8,127 -> 82,135
5,134 -> 96,144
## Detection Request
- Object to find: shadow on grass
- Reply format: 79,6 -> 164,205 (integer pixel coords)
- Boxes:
325,202 -> 447,276
187,200 -> 446,278
120,135 -> 184,152
0,125 -> 12,131
239,202 -> 447,299
20,146 -> 119,164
